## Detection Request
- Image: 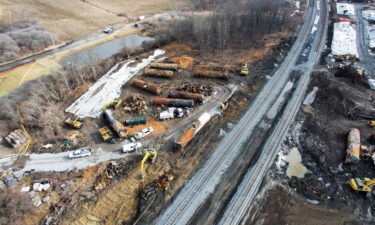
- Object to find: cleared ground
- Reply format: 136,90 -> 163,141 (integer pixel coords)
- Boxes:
0,0 -> 179,41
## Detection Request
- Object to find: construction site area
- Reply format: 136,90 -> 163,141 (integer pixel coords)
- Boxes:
2,0 -> 375,224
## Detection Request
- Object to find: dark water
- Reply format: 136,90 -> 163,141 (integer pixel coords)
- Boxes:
61,34 -> 154,67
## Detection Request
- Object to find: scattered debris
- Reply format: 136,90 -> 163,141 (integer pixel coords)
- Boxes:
177,83 -> 214,96
123,94 -> 149,114
94,161 -> 131,191
20,186 -> 30,192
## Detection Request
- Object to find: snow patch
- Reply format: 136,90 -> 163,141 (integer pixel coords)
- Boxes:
336,3 -> 355,16
66,49 -> 165,118
303,87 -> 319,105
311,15 -> 320,34
295,1 -> 300,9
366,24 -> 375,48
363,10 -> 375,21
331,22 -> 358,56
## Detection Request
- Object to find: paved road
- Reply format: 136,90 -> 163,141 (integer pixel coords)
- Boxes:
355,4 -> 375,77
218,0 -> 329,224
152,0 -> 322,224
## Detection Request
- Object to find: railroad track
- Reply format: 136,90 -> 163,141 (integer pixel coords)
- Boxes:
218,0 -> 329,224
153,0 -> 321,224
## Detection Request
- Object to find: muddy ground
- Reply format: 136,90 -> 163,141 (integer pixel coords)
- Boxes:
249,67 -> 375,225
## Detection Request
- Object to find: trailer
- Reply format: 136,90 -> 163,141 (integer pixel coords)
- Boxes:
124,116 -> 147,126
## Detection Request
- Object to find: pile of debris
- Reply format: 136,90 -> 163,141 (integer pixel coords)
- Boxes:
177,83 -> 214,96
1,169 -> 25,187
5,129 -> 30,148
138,181 -> 157,213
94,161 -> 131,191
123,95 -> 148,114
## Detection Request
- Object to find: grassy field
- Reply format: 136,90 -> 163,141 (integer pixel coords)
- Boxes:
1,0 -> 179,41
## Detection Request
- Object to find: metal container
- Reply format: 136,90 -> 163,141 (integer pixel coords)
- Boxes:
150,63 -> 178,70
194,69 -> 228,80
169,90 -> 204,103
144,69 -> 174,79
152,98 -> 194,107
174,112 -> 211,150
345,128 -> 360,163
124,116 -> 147,126
133,79 -> 162,95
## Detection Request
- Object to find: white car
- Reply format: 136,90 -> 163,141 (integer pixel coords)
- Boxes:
122,142 -> 142,153
68,147 -> 92,159
103,27 -> 113,34
134,127 -> 154,140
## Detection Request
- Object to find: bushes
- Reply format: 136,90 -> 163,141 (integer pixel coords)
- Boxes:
0,21 -> 57,63
0,189 -> 33,225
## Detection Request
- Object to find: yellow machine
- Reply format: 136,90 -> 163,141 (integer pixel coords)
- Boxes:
103,98 -> 122,110
98,127 -> 115,142
369,121 -> 375,127
240,62 -> 249,76
65,117 -> 83,129
349,178 -> 375,192
220,100 -> 229,111
140,149 -> 157,178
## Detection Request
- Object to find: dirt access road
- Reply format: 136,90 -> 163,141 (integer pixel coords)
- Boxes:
1,0 -> 181,41
152,0 -> 325,224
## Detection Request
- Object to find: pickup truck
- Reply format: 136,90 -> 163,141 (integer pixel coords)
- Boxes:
122,142 -> 142,153
68,147 -> 92,159
134,127 -> 154,140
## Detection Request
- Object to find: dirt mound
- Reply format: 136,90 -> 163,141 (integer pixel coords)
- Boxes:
334,67 -> 368,88
170,56 -> 193,69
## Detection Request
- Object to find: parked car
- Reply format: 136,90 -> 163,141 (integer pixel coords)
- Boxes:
122,142 -> 142,153
68,147 -> 92,159
134,127 -> 154,140
103,27 -> 113,34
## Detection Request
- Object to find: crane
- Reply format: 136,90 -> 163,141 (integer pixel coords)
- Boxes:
349,178 -> 375,192
140,149 -> 157,179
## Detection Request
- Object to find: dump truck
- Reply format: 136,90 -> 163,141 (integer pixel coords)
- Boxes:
102,110 -> 128,138
124,116 -> 147,126
98,127 -> 115,142
345,128 -> 360,163
65,117 -> 83,129
174,112 -> 211,150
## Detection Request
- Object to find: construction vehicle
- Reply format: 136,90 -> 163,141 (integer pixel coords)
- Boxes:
349,178 -> 375,192
103,98 -> 122,110
158,107 -> 189,121
102,110 -> 128,138
369,121 -> 375,127
240,62 -> 249,75
64,117 -> 83,129
98,127 -> 115,142
140,149 -> 157,178
221,100 -> 229,110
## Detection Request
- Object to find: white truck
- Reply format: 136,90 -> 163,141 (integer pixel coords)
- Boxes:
158,107 -> 189,120
134,127 -> 154,140
68,147 -> 92,159
122,142 -> 142,153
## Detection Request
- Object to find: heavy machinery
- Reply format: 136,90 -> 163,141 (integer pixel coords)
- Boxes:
98,127 -> 115,142
349,178 -> 375,192
140,149 -> 157,178
103,98 -> 122,110
239,62 -> 249,76
220,100 -> 229,111
124,115 -> 147,126
369,121 -> 375,127
64,117 -> 83,129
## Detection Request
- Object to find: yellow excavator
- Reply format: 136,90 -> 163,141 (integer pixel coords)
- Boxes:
240,62 -> 249,76
103,98 -> 122,111
369,121 -> 375,127
349,178 -> 375,192
140,148 -> 157,179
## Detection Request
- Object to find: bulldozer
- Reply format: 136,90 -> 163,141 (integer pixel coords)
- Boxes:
369,121 -> 375,128
65,117 -> 83,129
98,127 -> 115,143
239,62 -> 249,76
140,148 -> 157,179
220,100 -> 229,111
349,177 -> 375,192
103,98 -> 122,111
